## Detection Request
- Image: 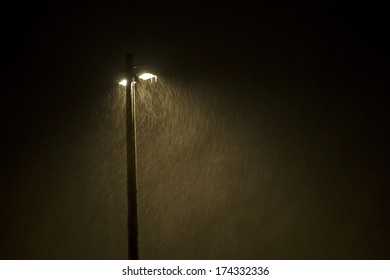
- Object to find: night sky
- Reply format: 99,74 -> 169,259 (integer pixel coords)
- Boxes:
1,1 -> 389,259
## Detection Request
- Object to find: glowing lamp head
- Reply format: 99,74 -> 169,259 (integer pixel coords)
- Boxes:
138,73 -> 157,82
119,79 -> 128,86
118,72 -> 157,87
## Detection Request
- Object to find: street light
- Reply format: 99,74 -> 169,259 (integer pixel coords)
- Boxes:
119,54 -> 157,260
119,73 -> 157,86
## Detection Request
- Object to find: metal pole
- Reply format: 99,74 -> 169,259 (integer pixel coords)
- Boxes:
126,54 -> 139,260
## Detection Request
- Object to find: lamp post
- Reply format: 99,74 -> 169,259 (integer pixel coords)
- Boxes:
119,54 -> 157,260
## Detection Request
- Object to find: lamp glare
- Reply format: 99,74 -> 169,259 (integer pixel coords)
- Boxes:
119,79 -> 128,86
138,73 -> 157,81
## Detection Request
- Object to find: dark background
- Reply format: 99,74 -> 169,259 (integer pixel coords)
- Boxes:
1,1 -> 389,259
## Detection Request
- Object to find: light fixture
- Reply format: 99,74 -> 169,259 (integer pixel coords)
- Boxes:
119,79 -> 128,86
138,73 -> 157,82
119,72 -> 157,87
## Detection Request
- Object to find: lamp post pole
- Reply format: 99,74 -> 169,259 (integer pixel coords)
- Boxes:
125,54 -> 139,260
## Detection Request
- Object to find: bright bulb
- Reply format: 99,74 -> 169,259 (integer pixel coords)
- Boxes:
119,79 -> 127,86
119,73 -> 157,86
138,73 -> 157,81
